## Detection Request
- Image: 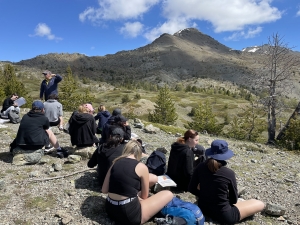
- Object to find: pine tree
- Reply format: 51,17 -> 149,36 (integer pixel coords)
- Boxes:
188,100 -> 222,134
148,85 -> 178,125
0,64 -> 30,107
60,66 -> 95,111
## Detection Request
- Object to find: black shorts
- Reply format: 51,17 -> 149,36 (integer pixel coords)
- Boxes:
105,197 -> 141,225
218,205 -> 241,224
50,118 -> 61,126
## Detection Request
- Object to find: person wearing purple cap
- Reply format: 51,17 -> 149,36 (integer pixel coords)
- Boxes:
9,100 -> 67,158
40,70 -> 62,101
188,140 -> 265,224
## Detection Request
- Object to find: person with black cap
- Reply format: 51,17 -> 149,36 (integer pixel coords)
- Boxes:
10,100 -> 68,158
111,115 -> 131,142
188,140 -> 265,224
40,70 -> 62,101
100,108 -> 122,144
88,127 -> 126,186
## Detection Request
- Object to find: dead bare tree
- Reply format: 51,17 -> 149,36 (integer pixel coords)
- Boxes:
254,33 -> 300,144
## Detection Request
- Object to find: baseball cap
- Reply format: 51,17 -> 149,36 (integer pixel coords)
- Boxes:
84,103 -> 94,113
32,100 -> 44,110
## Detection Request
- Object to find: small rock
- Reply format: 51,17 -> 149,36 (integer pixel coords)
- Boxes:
67,155 -> 82,163
0,179 -> 5,190
29,171 -> 40,178
277,216 -> 285,221
53,163 -> 63,171
265,203 -> 286,216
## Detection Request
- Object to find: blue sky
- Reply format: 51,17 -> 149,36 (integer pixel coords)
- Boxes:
1,0 -> 299,62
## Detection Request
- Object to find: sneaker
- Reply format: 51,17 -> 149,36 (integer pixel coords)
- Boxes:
56,148 -> 69,158
44,145 -> 55,153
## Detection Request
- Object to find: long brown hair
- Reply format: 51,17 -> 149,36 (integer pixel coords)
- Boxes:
206,158 -> 222,173
177,129 -> 198,144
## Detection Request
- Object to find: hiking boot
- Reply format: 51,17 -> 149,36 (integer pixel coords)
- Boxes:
56,148 -> 69,158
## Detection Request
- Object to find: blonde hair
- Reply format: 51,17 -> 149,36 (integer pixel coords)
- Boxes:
112,140 -> 142,164
98,104 -> 106,112
78,104 -> 89,113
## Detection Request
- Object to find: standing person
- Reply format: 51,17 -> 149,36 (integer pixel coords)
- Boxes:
10,100 -> 67,157
94,104 -> 111,134
68,103 -> 99,147
188,140 -> 265,224
44,94 -> 64,130
1,93 -> 20,118
102,140 -> 173,225
40,70 -> 62,101
166,129 -> 199,191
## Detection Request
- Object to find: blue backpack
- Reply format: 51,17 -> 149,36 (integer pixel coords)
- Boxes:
160,197 -> 205,225
146,150 -> 166,176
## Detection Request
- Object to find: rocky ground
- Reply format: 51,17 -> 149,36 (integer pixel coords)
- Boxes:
0,115 -> 299,225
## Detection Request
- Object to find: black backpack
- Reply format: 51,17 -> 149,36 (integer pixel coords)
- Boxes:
146,150 -> 166,176
8,110 -> 21,124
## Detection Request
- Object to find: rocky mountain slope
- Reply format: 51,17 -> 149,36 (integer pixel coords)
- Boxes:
7,28 -> 299,94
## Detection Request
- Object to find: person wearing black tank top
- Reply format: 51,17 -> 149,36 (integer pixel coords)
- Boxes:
102,140 -> 173,225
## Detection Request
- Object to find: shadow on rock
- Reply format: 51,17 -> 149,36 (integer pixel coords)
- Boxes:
74,171 -> 101,192
0,152 -> 13,163
81,195 -> 115,225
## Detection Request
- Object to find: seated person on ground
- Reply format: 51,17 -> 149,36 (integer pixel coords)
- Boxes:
110,115 -> 131,142
166,129 -> 199,191
10,100 -> 67,158
1,93 -> 20,118
68,103 -> 99,147
100,108 -> 121,144
102,140 -> 173,225
94,104 -> 111,134
88,127 -> 126,186
188,140 -> 265,224
44,94 -> 64,130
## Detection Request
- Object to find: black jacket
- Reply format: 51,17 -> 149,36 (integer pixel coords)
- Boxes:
14,111 -> 49,146
68,111 -> 98,147
100,116 -> 116,144
1,97 -> 14,113
166,142 -> 194,191
188,162 -> 238,221
88,143 -> 125,186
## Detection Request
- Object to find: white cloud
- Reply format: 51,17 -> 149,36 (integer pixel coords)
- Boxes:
120,22 -> 144,37
226,26 -> 263,41
30,23 -> 62,41
161,0 -> 282,32
79,0 -> 159,22
296,9 -> 300,17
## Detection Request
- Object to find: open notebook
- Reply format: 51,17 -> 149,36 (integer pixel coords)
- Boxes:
14,97 -> 26,107
157,175 -> 177,187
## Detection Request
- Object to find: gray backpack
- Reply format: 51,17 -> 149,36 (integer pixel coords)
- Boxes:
8,110 -> 21,124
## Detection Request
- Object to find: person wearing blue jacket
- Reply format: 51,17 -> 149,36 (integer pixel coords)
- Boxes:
40,70 -> 62,101
94,104 -> 111,134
